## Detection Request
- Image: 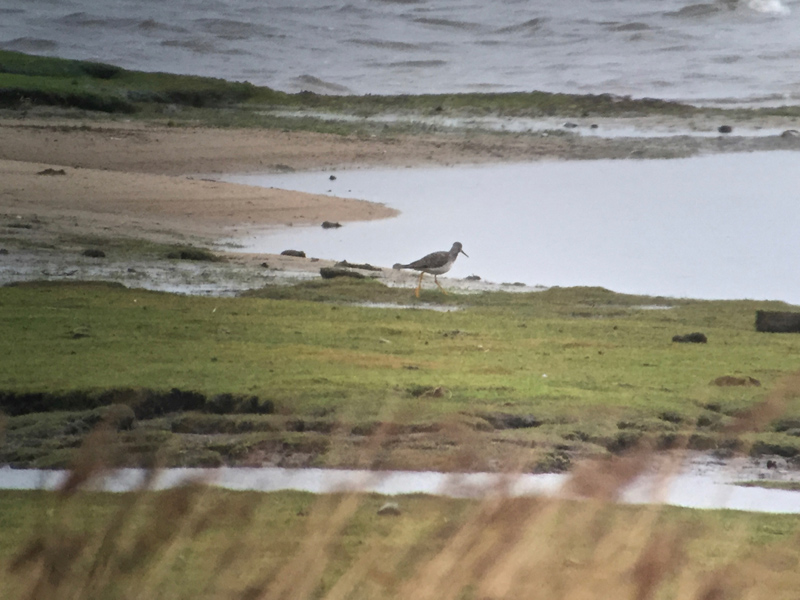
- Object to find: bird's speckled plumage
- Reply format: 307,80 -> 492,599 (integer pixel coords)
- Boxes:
393,242 -> 468,296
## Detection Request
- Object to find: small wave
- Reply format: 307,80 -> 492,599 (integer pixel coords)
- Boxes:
658,44 -> 694,52
413,17 -> 483,31
0,37 -> 58,52
0,8 -> 25,14
336,3 -> 373,15
607,22 -> 651,32
137,19 -> 188,33
495,18 -> 547,35
57,12 -> 137,28
712,54 -> 743,64
747,0 -> 790,14
386,59 -> 447,68
348,38 -> 426,51
161,39 -> 218,54
665,4 -> 722,18
194,18 -> 272,41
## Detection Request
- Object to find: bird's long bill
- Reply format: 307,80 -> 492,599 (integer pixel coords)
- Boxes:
460,249 -> 469,258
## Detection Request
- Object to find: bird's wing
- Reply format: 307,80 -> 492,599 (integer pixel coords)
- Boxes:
406,251 -> 448,270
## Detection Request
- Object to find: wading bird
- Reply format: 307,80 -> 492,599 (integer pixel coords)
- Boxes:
393,242 -> 468,297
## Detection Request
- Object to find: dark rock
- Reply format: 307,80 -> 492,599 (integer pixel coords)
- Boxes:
0,248 -> 8,255
718,125 -> 732,134
711,375 -> 761,387
260,262 -> 269,268
36,168 -> 66,176
563,122 -> 578,128
127,267 -> 136,273
766,459 -> 778,469
781,129 -> 800,138
334,260 -> 381,271
281,249 -> 306,258
322,221 -> 341,229
465,275 -> 481,281
377,502 -> 401,516
756,310 -> 800,333
329,174 -> 337,180
319,267 -> 365,279
672,332 -> 707,343
480,412 -> 542,430
82,248 -> 106,258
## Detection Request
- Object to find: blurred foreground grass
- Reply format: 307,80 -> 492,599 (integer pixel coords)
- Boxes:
1,452 -> 799,599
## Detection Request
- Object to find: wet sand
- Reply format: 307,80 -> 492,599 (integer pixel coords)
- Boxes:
2,115 -> 800,284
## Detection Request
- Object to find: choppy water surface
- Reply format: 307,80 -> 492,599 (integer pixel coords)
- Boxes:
1,0 -> 800,105
222,151 -> 800,304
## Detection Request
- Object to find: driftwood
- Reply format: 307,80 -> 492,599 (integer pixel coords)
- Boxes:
755,310 -> 800,333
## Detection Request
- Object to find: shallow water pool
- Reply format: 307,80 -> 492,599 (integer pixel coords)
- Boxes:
222,152 -> 800,304
3,456 -> 800,513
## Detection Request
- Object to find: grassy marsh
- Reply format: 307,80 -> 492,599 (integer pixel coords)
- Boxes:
2,280 -> 800,470
6,49 -> 800,136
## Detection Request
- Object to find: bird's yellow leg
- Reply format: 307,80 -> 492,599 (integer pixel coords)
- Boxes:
434,275 -> 448,295
415,272 -> 424,298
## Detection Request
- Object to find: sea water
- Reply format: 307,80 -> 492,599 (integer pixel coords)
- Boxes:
1,0 -> 799,105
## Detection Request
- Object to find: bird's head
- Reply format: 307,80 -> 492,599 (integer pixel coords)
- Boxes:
451,242 -> 468,258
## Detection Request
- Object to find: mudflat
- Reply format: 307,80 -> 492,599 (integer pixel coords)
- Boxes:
2,116 -> 799,248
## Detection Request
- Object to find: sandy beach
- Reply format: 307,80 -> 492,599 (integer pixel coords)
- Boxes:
2,115 -> 800,285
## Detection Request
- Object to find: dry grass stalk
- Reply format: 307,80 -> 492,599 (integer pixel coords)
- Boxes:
6,372 -> 800,599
